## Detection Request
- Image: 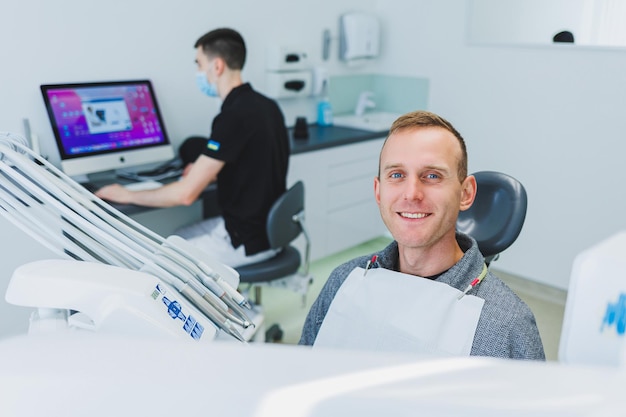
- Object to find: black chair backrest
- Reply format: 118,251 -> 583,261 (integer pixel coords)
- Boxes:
266,181 -> 305,250
456,171 -> 527,260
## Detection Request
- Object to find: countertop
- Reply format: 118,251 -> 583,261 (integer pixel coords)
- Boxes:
289,124 -> 388,155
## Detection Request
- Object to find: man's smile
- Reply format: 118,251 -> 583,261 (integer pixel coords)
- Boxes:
399,212 -> 430,219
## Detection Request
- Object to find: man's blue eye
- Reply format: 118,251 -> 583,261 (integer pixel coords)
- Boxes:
425,173 -> 440,180
390,173 -> 403,178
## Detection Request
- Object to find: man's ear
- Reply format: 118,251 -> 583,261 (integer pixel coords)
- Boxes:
459,175 -> 477,212
374,176 -> 381,206
214,57 -> 226,76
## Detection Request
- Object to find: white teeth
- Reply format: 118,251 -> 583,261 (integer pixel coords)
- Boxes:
401,212 -> 427,219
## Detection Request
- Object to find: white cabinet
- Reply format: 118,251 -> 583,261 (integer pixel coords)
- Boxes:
288,138 -> 387,260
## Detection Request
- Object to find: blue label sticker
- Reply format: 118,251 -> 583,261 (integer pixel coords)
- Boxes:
160,294 -> 204,341
162,296 -> 186,322
154,292 -> 204,340
207,140 -> 220,151
153,284 -> 166,299
184,315 -> 205,340
601,293 -> 626,335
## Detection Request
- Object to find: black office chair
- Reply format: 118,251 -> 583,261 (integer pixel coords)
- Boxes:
456,171 -> 528,266
235,181 -> 312,341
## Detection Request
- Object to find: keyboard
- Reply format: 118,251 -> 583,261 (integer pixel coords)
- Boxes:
136,164 -> 182,179
123,181 -> 163,191
80,181 -> 162,193
117,158 -> 183,182
80,182 -> 98,193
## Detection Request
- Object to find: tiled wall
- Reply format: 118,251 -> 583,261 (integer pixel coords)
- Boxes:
328,74 -> 429,115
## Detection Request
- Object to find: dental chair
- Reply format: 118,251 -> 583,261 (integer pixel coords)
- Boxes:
456,171 -> 528,266
0,132 -> 254,342
235,181 -> 312,342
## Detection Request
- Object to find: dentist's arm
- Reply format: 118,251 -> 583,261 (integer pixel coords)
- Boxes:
95,154 -> 224,207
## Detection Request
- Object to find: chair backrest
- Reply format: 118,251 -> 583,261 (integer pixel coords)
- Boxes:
456,171 -> 527,263
266,181 -> 305,250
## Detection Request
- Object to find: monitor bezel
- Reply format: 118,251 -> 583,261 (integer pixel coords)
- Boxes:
40,79 -> 175,177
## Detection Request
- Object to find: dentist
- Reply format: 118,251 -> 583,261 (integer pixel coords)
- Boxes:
97,28 -> 290,268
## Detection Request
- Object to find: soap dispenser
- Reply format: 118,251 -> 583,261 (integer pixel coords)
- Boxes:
316,78 -> 333,126
317,98 -> 333,127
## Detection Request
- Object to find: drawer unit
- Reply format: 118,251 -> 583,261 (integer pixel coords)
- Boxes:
288,137 -> 386,260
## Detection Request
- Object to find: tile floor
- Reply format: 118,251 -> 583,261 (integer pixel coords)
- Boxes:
255,236 -> 566,361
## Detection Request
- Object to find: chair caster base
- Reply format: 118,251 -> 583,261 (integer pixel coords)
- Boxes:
265,324 -> 284,343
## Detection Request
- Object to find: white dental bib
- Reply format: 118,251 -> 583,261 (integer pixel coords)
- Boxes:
314,267 -> 485,356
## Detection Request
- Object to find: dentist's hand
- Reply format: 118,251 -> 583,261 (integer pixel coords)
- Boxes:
95,184 -> 133,204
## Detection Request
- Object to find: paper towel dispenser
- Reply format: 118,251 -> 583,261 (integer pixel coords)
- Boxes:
339,12 -> 381,61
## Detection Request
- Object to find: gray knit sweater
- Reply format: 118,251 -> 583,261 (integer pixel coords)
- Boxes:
299,233 -> 545,360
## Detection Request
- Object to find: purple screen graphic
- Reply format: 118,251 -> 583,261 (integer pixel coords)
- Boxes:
43,81 -> 168,159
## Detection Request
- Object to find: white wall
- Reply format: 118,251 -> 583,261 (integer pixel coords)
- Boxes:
375,0 -> 626,290
0,0 -> 377,337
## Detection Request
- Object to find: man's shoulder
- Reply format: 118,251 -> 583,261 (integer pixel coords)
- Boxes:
478,273 -> 522,302
477,272 -> 538,325
217,91 -> 281,126
473,273 -> 545,360
230,83 -> 278,107
329,255 -> 369,280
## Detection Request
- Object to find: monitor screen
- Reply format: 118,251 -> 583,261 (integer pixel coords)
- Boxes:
40,79 -> 175,177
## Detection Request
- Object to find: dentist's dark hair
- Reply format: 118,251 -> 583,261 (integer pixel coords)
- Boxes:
379,110 -> 468,181
195,28 -> 246,70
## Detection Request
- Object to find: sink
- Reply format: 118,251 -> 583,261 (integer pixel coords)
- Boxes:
333,112 -> 401,132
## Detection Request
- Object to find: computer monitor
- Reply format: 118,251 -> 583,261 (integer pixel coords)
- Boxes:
40,79 -> 175,178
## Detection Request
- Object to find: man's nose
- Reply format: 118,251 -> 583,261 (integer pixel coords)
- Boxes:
404,177 -> 424,201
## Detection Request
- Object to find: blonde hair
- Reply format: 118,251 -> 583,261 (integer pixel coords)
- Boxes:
380,110 -> 468,181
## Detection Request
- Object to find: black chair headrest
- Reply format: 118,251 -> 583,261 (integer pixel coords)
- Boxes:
456,171 -> 527,260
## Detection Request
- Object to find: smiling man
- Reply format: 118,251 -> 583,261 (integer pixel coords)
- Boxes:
299,110 -> 545,360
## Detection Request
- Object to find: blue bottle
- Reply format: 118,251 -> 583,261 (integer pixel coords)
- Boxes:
317,99 -> 333,126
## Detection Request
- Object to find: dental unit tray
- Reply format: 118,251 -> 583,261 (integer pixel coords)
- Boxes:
8,260 -> 218,341
0,132 -> 255,342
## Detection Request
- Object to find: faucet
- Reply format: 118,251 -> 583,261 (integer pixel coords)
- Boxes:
355,91 -> 376,116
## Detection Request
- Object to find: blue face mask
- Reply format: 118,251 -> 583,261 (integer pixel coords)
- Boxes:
196,72 -> 218,97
